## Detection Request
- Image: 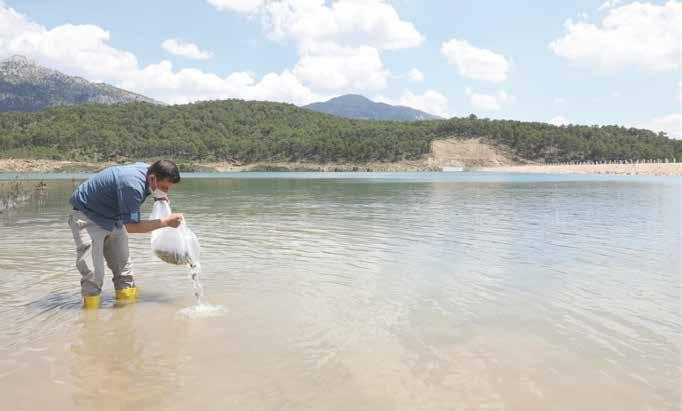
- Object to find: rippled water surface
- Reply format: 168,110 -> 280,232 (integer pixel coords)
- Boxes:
1,172 -> 680,411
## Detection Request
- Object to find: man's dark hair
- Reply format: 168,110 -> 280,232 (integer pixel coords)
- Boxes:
148,160 -> 181,183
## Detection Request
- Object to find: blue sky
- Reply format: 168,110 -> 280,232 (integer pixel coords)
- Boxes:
1,0 -> 680,137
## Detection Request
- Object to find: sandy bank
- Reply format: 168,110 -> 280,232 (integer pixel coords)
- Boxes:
477,163 -> 682,177
0,138 -> 519,173
197,160 -> 442,172
0,158 -> 440,173
0,158 -> 114,173
3,157 -> 680,176
427,138 -> 516,168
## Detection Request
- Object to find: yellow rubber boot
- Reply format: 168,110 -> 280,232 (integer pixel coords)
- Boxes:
115,287 -> 138,302
83,295 -> 101,309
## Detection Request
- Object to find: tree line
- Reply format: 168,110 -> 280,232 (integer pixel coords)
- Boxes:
0,100 -> 679,164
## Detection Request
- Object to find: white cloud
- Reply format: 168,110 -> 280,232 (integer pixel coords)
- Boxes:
210,0 -> 424,51
441,38 -> 510,83
549,115 -> 570,126
0,4 -> 321,105
597,0 -> 621,12
376,90 -> 450,118
554,97 -> 566,104
0,5 -> 137,83
638,113 -> 682,139
293,44 -> 389,91
161,39 -> 212,60
208,0 -> 423,95
407,68 -> 424,83
262,0 -> 424,51
206,0 -> 264,13
550,1 -> 681,72
118,61 -> 322,105
465,88 -> 515,111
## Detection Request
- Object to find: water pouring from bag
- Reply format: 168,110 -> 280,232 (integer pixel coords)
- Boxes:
150,199 -> 200,268
149,199 -> 223,316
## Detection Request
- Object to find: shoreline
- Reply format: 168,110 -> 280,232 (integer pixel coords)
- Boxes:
476,163 -> 682,177
0,139 -> 515,174
0,158 -> 442,174
1,158 -> 680,176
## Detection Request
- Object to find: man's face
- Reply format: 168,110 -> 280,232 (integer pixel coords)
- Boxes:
148,174 -> 175,193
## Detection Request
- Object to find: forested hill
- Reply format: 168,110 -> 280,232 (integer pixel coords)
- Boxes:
0,100 -> 679,164
303,94 -> 442,121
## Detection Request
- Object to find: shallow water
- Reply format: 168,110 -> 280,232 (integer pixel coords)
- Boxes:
0,172 -> 680,411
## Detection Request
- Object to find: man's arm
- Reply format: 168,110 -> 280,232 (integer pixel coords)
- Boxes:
125,213 -> 183,234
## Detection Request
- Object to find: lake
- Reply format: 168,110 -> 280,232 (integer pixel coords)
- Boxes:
0,172 -> 680,411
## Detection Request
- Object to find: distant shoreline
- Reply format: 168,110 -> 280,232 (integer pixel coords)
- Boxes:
1,158 -> 680,176
476,163 -> 682,177
0,139 -> 516,174
0,158 -> 442,174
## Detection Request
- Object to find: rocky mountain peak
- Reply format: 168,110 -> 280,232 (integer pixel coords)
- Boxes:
0,56 -> 162,111
0,55 -> 73,83
5,54 -> 35,65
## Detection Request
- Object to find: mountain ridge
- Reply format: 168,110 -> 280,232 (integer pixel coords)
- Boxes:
0,55 -> 161,111
303,94 -> 443,121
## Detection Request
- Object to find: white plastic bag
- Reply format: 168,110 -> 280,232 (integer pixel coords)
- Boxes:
150,199 -> 200,266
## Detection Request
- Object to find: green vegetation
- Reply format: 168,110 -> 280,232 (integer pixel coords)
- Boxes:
0,100 -> 679,164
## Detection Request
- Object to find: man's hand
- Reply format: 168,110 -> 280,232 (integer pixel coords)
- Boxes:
126,213 -> 183,233
162,213 -> 183,228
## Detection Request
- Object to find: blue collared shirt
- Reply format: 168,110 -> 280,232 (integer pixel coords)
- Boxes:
69,162 -> 151,231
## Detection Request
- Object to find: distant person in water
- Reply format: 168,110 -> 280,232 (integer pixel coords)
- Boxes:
68,160 -> 184,309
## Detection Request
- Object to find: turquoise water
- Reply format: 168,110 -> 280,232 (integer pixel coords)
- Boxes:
0,172 -> 680,410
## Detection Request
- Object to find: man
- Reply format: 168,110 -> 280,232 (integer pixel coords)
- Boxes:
68,160 -> 184,309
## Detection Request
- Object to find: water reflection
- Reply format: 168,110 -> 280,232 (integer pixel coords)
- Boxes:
0,174 -> 679,410
71,305 -> 189,411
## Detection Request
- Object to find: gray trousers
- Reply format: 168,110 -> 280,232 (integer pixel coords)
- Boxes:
68,210 -> 135,296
